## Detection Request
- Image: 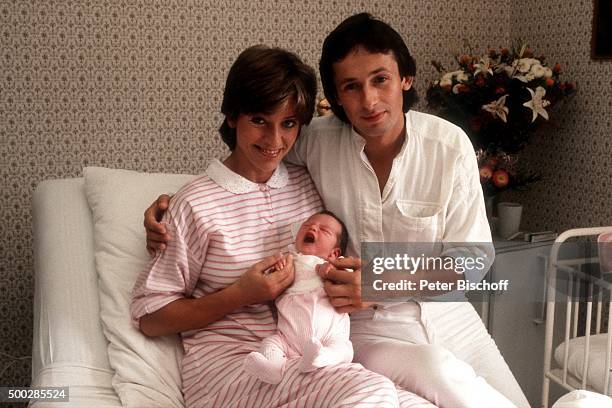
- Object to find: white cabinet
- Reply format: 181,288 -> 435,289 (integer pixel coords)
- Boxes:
484,241 -> 562,407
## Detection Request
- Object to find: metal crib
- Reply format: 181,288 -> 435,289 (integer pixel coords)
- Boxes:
541,226 -> 612,408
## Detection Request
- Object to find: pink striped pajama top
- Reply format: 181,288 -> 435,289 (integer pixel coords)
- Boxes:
131,160 -> 407,407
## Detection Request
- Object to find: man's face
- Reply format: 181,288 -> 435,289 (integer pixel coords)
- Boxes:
332,47 -> 413,142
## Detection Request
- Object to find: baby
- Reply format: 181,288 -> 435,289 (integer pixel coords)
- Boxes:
243,211 -> 352,384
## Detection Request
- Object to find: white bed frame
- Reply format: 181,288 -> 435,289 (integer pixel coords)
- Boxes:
542,227 -> 612,408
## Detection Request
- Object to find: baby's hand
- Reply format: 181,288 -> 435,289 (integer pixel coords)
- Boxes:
274,256 -> 287,272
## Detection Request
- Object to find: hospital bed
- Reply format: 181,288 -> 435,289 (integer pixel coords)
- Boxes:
31,169 -> 606,407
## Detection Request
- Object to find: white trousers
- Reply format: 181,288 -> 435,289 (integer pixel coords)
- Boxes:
350,302 -> 530,408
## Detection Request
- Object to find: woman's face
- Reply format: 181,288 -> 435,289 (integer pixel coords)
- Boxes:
225,98 -> 300,183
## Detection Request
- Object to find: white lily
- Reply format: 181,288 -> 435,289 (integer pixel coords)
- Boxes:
439,72 -> 454,87
529,64 -> 553,79
523,86 -> 550,122
516,58 -> 540,73
512,58 -> 552,82
440,70 -> 469,87
530,64 -> 546,78
474,57 -> 494,76
514,72 -> 536,83
482,94 -> 509,123
456,71 -> 469,82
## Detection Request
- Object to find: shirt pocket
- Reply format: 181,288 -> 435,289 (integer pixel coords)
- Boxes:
394,199 -> 442,241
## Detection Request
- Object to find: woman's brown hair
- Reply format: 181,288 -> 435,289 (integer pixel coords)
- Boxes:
219,46 -> 317,150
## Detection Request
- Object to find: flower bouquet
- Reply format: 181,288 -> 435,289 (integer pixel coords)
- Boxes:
426,43 -> 576,153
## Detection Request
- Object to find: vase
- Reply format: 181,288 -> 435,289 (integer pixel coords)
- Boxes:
497,202 -> 523,239
484,195 -> 498,236
485,195 -> 495,219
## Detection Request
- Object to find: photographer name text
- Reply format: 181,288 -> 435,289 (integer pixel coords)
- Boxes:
372,279 -> 510,292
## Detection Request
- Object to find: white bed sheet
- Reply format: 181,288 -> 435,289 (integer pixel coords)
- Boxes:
30,364 -> 120,407
554,333 -> 610,394
31,178 -> 120,407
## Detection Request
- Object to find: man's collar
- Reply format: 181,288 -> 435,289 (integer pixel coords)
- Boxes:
350,112 -> 411,159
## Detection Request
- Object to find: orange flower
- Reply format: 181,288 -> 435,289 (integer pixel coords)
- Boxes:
492,169 -> 510,188
453,84 -> 471,94
459,54 -> 471,65
553,63 -> 562,73
500,47 -> 509,56
545,78 -> 555,87
479,165 -> 493,181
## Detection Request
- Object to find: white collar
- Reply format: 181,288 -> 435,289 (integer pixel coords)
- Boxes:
350,112 -> 411,160
205,159 -> 289,194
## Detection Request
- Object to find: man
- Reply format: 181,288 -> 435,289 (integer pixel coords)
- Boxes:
146,13 -> 528,408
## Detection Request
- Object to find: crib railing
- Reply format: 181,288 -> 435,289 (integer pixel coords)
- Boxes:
541,226 -> 612,408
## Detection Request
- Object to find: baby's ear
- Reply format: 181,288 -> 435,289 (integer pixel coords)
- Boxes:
328,248 -> 341,260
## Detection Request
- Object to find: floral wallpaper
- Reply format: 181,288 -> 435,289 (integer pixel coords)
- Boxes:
0,0 -> 609,390
504,0 -> 612,231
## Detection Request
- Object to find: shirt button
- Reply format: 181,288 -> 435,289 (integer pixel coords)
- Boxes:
259,185 -> 269,192
372,305 -> 378,310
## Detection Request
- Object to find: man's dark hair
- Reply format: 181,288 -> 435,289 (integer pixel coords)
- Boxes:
319,13 -> 418,123
219,45 -> 317,150
317,210 -> 349,256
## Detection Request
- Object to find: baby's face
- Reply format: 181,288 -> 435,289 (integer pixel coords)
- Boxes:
295,214 -> 342,259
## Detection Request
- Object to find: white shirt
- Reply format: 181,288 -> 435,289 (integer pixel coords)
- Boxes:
286,110 -> 493,283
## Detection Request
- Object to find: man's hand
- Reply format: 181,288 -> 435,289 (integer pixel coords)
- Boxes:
144,194 -> 172,256
317,257 -> 374,313
234,253 -> 295,305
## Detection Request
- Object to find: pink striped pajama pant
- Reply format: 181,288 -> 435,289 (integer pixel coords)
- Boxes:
185,340 -> 435,407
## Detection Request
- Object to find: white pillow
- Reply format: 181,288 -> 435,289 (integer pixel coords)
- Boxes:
84,167 -> 197,408
552,390 -> 612,408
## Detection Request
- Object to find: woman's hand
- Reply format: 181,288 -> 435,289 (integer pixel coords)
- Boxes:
144,194 -> 172,256
139,253 -> 295,337
317,257 -> 374,313
234,253 -> 295,305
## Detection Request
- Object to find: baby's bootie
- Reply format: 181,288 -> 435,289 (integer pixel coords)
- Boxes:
244,351 -> 285,384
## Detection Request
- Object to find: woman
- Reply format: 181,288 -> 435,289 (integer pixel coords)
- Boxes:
130,46 -> 404,407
